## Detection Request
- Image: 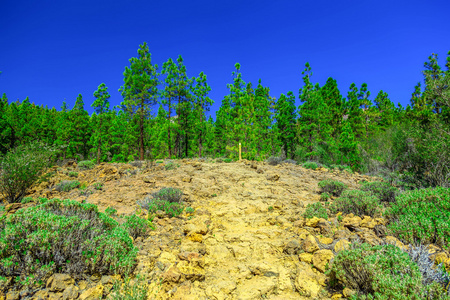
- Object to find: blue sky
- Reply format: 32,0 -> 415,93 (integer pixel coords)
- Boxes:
1,0 -> 449,118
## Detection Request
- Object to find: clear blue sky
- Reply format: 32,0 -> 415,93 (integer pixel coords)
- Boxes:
1,0 -> 449,117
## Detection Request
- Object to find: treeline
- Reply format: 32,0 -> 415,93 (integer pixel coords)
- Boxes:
0,43 -> 449,186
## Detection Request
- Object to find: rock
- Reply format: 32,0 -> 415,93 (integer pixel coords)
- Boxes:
428,244 -> 441,254
357,230 -> 382,246
62,285 -> 79,300
188,233 -> 203,242
299,253 -> 313,264
294,263 -> 322,297
432,252 -> 448,265
256,168 -> 264,174
284,240 -> 301,255
385,236 -> 405,249
47,273 -> 75,292
5,203 -> 22,214
79,284 -> 104,300
302,235 -> 320,253
305,217 -> 320,227
266,174 -> 280,181
343,287 -> 356,297
317,219 -> 331,234
178,260 -> 206,281
182,177 -> 192,183
342,215 -> 362,228
312,249 -> 334,272
5,291 -> 19,300
162,265 -> 182,283
90,273 -> 101,283
360,216 -> 377,229
334,239 -> 351,252
333,229 -> 351,240
318,237 -> 333,244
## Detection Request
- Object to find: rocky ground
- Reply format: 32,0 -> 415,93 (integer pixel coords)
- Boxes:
3,159 -> 450,299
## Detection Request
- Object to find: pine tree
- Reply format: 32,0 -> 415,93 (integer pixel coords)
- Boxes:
68,94 -> 91,159
119,42 -> 159,160
91,83 -> 111,163
191,72 -> 213,157
275,91 -> 296,158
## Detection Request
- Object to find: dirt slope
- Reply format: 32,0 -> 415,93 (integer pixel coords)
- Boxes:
22,159 -> 404,299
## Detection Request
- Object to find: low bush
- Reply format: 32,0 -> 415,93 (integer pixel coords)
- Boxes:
93,182 -> 103,190
406,244 -> 450,293
152,187 -> 183,203
78,160 -> 95,170
0,198 -> 138,290
329,164 -> 353,173
302,161 -> 318,170
283,159 -> 297,165
68,171 -> 78,177
386,187 -> 450,249
330,190 -> 381,217
0,142 -> 56,203
164,161 -> 179,170
55,180 -> 80,192
137,197 -> 184,218
303,202 -> 328,220
320,192 -> 331,201
329,243 -> 431,298
110,274 -> 148,300
122,214 -> 149,240
267,156 -> 283,166
361,181 -> 399,203
318,180 -> 347,197
224,158 -> 233,163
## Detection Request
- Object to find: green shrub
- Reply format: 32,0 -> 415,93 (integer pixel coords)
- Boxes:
0,198 -> 138,290
93,182 -> 103,190
137,197 -> 184,218
68,171 -> 78,178
330,190 -> 381,217
329,243 -> 425,298
122,215 -> 148,239
105,206 -> 117,216
224,158 -> 233,163
302,161 -> 318,170
303,202 -> 328,220
320,192 -> 331,201
318,180 -> 347,197
0,142 -> 56,203
55,180 -> 80,192
361,181 -> 399,203
386,187 -> 450,249
329,164 -> 353,173
152,187 -> 183,203
164,162 -> 179,170
78,160 -> 95,170
21,197 -> 33,204
110,274 -> 148,300
185,207 -> 195,214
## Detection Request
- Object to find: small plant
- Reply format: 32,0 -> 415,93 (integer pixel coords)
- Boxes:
122,215 -> 149,239
93,182 -> 103,190
77,160 -> 95,170
55,180 -> 80,192
68,171 -> 78,178
320,192 -> 331,201
268,206 -> 274,212
137,188 -> 185,218
330,190 -> 381,217
164,161 -> 179,170
211,193 -> 217,197
105,206 -> 117,216
329,164 -> 353,173
302,161 -> 318,170
155,160 -> 163,164
267,156 -> 283,166
152,187 -> 183,203
361,181 -> 399,203
303,202 -> 328,220
21,197 -> 33,204
224,158 -> 232,163
110,274 -> 148,300
185,207 -> 195,214
318,180 -> 347,197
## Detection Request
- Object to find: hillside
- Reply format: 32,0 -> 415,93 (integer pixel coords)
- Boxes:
3,159 -> 448,299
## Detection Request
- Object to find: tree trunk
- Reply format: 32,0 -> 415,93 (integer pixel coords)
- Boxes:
139,103 -> 144,161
